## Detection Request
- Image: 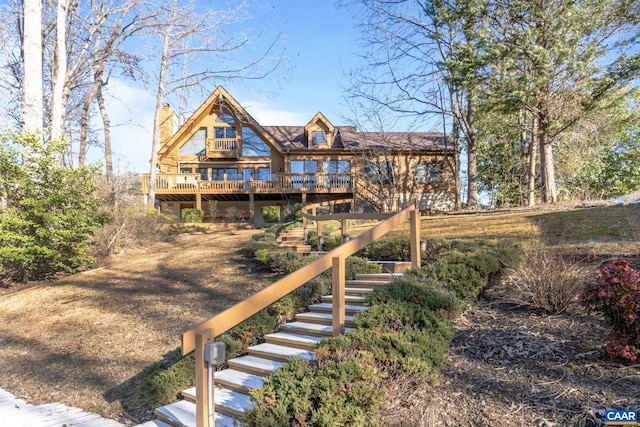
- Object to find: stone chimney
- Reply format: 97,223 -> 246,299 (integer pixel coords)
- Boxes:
160,103 -> 174,145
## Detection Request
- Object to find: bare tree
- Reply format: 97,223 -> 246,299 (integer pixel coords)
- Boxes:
146,0 -> 285,208
342,0 -> 486,209
21,0 -> 43,131
49,0 -> 66,139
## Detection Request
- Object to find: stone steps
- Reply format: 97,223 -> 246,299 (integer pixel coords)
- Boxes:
152,271 -> 399,426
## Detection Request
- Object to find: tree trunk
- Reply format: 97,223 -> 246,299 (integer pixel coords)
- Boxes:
22,0 -> 43,131
465,98 -> 479,208
538,109 -> 557,203
148,27 -> 171,209
527,116 -> 537,207
50,0 -> 67,139
96,82 -> 113,192
78,78 -> 100,167
448,87 -> 461,210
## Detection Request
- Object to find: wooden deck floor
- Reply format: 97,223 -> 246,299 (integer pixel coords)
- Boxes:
0,387 -> 126,427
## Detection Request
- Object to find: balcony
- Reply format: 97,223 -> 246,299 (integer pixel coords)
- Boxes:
205,138 -> 237,158
142,173 -> 353,195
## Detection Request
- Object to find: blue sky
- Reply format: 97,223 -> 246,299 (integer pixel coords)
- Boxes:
100,1 -> 363,174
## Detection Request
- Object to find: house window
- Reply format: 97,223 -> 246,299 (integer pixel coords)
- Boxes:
211,168 -> 239,180
214,127 -> 236,139
179,128 -> 206,156
290,160 -> 318,188
196,168 -> 208,180
312,131 -> 327,145
290,160 -> 318,174
414,162 -> 443,184
243,168 -> 255,181
180,167 -> 192,174
323,160 -> 350,174
257,167 -> 271,180
242,127 -> 271,156
365,161 -> 395,185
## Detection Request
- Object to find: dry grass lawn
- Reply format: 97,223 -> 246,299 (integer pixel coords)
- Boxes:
0,227 -> 274,421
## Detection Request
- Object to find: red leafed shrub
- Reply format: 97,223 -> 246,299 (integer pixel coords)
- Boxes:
580,260 -> 640,361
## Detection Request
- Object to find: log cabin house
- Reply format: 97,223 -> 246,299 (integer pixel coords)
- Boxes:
142,86 -> 457,222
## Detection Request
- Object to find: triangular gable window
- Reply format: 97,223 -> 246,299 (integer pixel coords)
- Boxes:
179,128 -> 206,156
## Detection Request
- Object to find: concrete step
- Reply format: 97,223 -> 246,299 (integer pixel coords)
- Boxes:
214,368 -> 264,393
154,399 -> 240,427
295,311 -> 355,327
182,386 -> 252,419
308,302 -> 369,315
247,342 -> 315,362
321,294 -> 367,305
227,355 -> 283,377
280,321 -> 354,337
264,331 -> 323,349
344,287 -> 375,296
355,272 -> 402,281
345,279 -> 390,288
370,261 -> 413,273
281,244 -> 312,252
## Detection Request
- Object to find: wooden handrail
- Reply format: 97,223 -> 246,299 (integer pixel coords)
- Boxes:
181,204 -> 418,355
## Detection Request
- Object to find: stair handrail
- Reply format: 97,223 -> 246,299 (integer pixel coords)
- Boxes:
181,204 -> 420,355
183,204 -> 420,427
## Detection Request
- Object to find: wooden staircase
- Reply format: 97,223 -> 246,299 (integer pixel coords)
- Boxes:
149,272 -> 402,427
276,228 -> 312,252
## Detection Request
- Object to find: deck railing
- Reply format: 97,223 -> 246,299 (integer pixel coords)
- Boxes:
141,173 -> 353,194
206,138 -> 237,152
182,205 -> 421,427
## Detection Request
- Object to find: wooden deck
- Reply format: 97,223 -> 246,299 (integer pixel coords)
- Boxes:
0,387 -> 129,427
142,172 -> 353,195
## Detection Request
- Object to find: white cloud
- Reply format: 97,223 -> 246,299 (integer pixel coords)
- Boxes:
240,100 -> 310,126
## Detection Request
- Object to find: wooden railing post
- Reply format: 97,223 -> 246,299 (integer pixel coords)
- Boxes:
332,255 -> 345,337
196,329 -> 214,427
316,218 -> 323,251
410,208 -> 421,269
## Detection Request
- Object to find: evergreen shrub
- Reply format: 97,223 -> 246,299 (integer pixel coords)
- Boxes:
180,208 -> 204,223
261,206 -> 280,223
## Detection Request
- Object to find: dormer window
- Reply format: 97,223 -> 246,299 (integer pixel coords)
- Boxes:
312,131 -> 327,145
305,112 -> 334,148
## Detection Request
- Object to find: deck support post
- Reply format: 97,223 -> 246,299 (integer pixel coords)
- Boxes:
317,219 -> 323,251
341,218 -> 348,242
196,193 -> 202,211
249,193 -> 255,222
196,329 -> 214,427
410,208 -> 421,269
332,255 -> 345,337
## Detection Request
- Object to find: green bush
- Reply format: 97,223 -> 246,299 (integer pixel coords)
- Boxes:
261,206 -> 280,223
245,357 -> 384,427
242,232 -> 508,425
308,233 -> 342,251
0,132 -> 111,281
355,237 -> 411,261
133,349 -> 194,409
346,256 -> 382,279
181,208 -> 204,223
